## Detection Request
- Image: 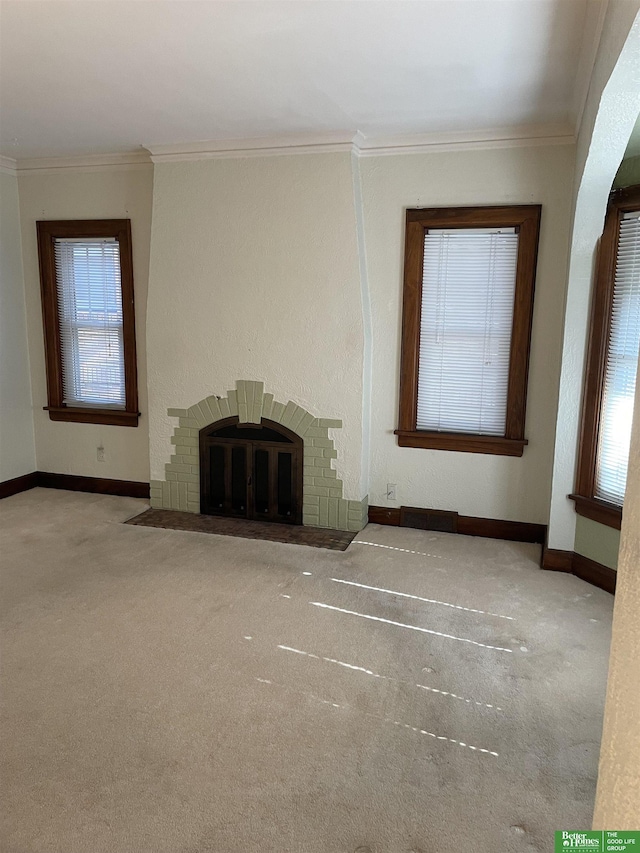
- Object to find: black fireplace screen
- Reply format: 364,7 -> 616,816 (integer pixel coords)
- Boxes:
199,417 -> 303,524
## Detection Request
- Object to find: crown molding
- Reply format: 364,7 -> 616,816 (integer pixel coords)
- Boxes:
4,124 -> 576,173
0,155 -> 17,175
145,132 -> 358,162
355,124 -> 575,157
146,124 -> 575,163
14,150 -> 152,175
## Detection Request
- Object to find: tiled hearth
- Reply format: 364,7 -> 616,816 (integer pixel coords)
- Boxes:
150,380 -> 368,532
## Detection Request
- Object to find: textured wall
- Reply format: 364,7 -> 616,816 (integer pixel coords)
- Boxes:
591,5 -> 640,828
146,153 -> 366,499
18,166 -> 154,482
0,171 -> 36,481
360,144 -> 575,523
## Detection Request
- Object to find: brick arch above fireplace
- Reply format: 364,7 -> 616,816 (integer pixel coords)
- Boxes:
149,380 -> 368,532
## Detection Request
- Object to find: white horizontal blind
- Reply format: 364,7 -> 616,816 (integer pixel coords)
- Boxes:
417,228 -> 518,435
54,238 -> 126,409
595,211 -> 640,505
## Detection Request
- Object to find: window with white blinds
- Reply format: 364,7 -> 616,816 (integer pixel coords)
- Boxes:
417,228 -> 518,435
398,205 -> 539,456
54,238 -> 126,409
594,210 -> 640,505
37,219 -> 138,426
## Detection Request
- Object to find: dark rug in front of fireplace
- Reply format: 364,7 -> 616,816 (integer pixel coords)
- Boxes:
125,509 -> 357,551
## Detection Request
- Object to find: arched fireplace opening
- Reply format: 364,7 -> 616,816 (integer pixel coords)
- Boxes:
199,417 -> 303,524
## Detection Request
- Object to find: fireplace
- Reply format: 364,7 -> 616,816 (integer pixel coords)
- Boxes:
149,380 -> 368,532
200,417 -> 302,524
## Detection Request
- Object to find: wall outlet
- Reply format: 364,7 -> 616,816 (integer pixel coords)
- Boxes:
386,483 -> 397,501
97,445 -> 105,462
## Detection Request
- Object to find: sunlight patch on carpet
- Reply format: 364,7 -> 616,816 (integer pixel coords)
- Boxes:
310,602 -> 515,652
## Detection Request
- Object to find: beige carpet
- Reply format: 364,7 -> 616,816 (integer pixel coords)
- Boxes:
1,489 -> 613,853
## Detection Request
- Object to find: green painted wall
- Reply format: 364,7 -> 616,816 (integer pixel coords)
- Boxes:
574,514 -> 620,570
613,154 -> 640,188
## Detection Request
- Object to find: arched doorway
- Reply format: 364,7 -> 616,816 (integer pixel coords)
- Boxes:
199,417 -> 303,523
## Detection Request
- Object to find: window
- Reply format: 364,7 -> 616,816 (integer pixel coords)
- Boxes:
572,185 -> 640,529
36,220 -> 139,426
396,205 -> 541,456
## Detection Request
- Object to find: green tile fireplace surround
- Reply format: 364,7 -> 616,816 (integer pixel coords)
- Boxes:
150,380 -> 368,532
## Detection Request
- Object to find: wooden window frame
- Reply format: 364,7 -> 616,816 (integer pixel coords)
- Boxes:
36,219 -> 140,427
395,205 -> 542,456
571,185 -> 640,530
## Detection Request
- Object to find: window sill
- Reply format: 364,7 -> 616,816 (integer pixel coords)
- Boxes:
569,494 -> 622,530
394,429 -> 527,456
44,406 -> 140,427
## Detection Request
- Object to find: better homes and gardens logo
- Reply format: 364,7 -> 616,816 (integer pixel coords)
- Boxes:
558,833 -> 601,849
555,831 -> 640,852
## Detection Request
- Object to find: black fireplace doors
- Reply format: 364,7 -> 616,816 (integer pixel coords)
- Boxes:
199,417 -> 303,524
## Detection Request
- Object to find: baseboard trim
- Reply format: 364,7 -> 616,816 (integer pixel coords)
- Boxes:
457,514 -> 546,543
0,471 -> 150,500
368,505 -> 401,526
37,472 -> 150,499
540,546 -> 574,572
540,545 -> 615,594
572,552 -> 616,595
0,471 -> 40,499
368,504 -> 546,543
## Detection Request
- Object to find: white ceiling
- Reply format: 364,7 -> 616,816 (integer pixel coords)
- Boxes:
0,0 -> 601,161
